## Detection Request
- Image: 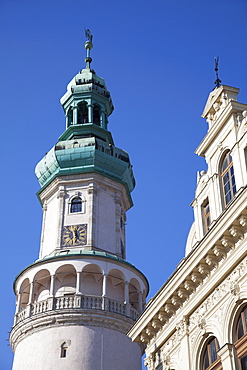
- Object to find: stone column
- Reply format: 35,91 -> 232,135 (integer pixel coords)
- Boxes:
102,274 -> 108,310
46,274 -> 56,310
124,281 -> 129,304
49,274 -> 55,297
28,281 -> 34,305
138,291 -> 143,313
76,271 -> 82,294
100,110 -> 106,129
102,274 -> 108,296
15,294 -> 21,314
124,281 -> 130,316
65,113 -> 69,128
217,343 -> 237,370
88,104 -> 93,123
26,281 -> 34,317
73,105 -> 78,124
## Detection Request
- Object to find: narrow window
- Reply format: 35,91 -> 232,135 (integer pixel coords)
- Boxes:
121,240 -> 125,259
220,152 -> 236,207
202,199 -> 211,233
77,102 -> 88,124
202,337 -> 220,370
60,342 -> 68,358
70,197 -> 82,213
93,105 -> 100,126
67,107 -> 73,127
235,306 -> 247,369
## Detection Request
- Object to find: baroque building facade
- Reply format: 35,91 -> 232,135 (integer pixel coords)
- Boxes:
10,37 -> 148,370
128,84 -> 247,370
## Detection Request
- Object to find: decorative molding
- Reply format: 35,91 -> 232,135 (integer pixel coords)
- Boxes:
134,207 -> 247,345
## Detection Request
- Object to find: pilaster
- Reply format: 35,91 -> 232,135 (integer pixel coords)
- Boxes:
87,183 -> 97,247
56,186 -> 66,249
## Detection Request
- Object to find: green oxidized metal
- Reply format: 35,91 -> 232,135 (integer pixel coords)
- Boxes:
35,51 -> 135,200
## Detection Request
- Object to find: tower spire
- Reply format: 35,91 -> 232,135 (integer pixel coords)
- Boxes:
214,56 -> 222,88
84,28 -> 93,69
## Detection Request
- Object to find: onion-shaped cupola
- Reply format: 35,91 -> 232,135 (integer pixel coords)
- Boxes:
35,36 -> 135,201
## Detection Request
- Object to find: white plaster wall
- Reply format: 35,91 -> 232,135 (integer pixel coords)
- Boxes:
12,325 -> 142,370
96,188 -> 116,253
39,174 -> 130,257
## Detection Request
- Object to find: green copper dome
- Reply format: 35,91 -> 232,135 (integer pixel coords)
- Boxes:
35,135 -> 135,194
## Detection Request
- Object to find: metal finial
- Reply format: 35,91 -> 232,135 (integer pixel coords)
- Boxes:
84,29 -> 93,69
85,28 -> 93,42
214,56 -> 222,88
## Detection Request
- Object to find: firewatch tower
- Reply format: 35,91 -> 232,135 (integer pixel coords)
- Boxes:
10,32 -> 148,370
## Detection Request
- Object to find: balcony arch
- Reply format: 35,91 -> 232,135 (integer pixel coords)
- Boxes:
107,269 -> 125,302
129,278 -> 141,311
33,269 -> 51,302
19,278 -> 30,311
81,264 -> 103,296
55,264 -> 76,297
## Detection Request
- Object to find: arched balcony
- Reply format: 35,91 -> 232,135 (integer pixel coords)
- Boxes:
14,264 -> 145,325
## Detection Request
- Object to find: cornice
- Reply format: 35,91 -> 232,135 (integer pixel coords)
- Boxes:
10,309 -> 134,352
128,187 -> 247,343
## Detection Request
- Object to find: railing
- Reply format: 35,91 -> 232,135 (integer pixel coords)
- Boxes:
32,299 -> 49,315
14,295 -> 140,325
82,295 -> 102,309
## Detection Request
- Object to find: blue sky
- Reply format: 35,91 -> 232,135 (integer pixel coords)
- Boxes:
1,0 -> 247,368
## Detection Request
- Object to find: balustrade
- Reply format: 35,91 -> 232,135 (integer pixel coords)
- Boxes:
14,294 -> 140,323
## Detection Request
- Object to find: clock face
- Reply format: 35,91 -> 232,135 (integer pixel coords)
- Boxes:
62,224 -> 87,247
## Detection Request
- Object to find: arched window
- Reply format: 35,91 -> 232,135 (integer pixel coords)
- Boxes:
77,102 -> 88,124
220,152 -> 236,207
235,306 -> 247,369
201,337 -> 221,370
70,197 -> 82,213
202,198 -> 211,234
93,105 -> 100,126
60,342 -> 68,358
67,107 -> 73,127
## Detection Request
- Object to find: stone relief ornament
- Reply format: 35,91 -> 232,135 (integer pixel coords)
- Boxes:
162,353 -> 171,370
230,281 -> 240,298
197,315 -> 206,333
214,307 -> 224,324
176,316 -> 188,339
144,355 -> 154,369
